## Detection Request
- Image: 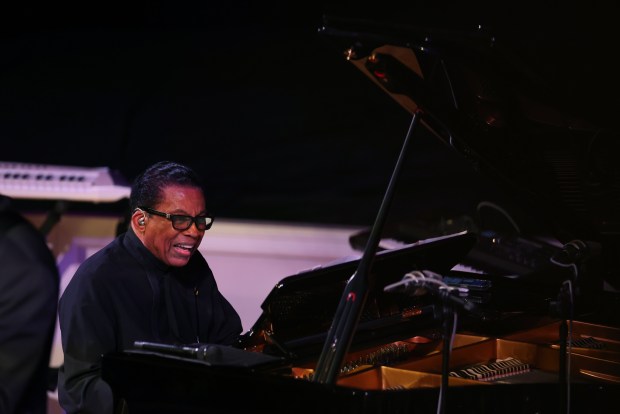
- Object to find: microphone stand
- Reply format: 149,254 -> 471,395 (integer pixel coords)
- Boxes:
436,286 -> 477,414
384,271 -> 479,414
313,109 -> 423,385
549,240 -> 590,414
439,290 -> 456,414
556,283 -> 571,414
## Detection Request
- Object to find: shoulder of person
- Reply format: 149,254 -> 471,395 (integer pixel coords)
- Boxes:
0,208 -> 27,234
73,235 -> 133,277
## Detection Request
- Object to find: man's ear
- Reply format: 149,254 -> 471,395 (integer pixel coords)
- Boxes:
132,208 -> 147,230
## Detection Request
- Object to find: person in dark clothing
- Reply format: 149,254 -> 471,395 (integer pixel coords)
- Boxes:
0,194 -> 60,414
57,161 -> 243,414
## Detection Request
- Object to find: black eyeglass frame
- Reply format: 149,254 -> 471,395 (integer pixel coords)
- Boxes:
138,206 -> 214,231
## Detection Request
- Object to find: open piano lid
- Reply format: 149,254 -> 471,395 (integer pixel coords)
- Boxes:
240,231 -> 476,361
318,11 -> 620,289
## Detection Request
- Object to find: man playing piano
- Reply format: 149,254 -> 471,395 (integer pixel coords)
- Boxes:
57,161 -> 242,414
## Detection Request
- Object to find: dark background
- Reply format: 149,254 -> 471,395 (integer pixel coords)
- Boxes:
2,1 -> 617,238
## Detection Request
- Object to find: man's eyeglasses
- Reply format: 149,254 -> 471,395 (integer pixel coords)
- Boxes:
138,206 -> 214,231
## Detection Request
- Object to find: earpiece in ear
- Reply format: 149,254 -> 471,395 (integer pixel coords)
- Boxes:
138,217 -> 145,226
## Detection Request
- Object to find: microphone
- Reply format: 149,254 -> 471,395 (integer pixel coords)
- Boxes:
133,341 -> 286,368
133,341 -> 209,359
550,239 -> 601,266
384,270 -> 446,295
384,270 -> 480,315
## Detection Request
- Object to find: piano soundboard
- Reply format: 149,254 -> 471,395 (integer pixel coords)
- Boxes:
0,162 -> 130,203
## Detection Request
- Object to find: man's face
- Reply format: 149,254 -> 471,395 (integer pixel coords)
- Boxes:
141,185 -> 207,267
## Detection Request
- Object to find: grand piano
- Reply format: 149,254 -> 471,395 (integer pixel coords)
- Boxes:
101,6 -> 620,414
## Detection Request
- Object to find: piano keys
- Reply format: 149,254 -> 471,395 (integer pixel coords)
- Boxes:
448,357 -> 531,382
0,161 -> 130,203
1,161 -> 131,235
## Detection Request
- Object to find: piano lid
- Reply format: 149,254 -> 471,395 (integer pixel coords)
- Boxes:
240,231 -> 477,361
318,12 -> 620,288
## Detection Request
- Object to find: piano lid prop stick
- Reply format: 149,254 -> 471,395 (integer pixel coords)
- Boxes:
313,110 -> 423,385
